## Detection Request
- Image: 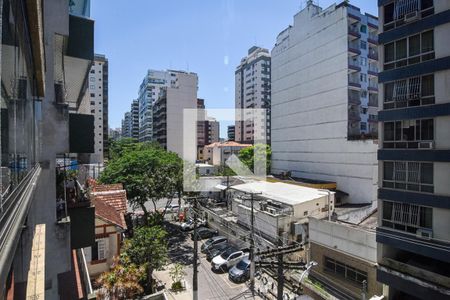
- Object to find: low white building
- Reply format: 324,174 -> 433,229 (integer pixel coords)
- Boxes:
229,181 -> 335,245
202,141 -> 251,166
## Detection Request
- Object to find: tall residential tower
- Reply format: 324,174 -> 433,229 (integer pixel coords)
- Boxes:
235,46 -> 271,144
376,1 -> 450,299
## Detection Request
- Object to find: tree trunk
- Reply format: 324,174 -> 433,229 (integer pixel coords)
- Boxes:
140,203 -> 149,226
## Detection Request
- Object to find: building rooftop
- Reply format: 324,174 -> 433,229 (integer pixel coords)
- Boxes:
93,197 -> 127,229
230,181 -> 332,206
91,183 -> 127,213
204,141 -> 252,148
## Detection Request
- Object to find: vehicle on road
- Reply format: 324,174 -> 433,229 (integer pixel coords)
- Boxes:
205,243 -> 231,261
201,236 -> 228,253
165,203 -> 180,212
228,257 -> 250,283
180,218 -> 206,231
190,227 -> 218,240
211,247 -> 249,272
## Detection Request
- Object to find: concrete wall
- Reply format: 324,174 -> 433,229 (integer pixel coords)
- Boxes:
309,217 -> 377,263
166,72 -> 197,158
271,3 -> 378,204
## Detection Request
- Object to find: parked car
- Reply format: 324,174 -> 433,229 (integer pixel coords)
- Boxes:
201,236 -> 228,253
211,247 -> 249,272
228,257 -> 251,283
190,227 -> 218,240
180,218 -> 206,231
165,203 -> 180,212
206,243 -> 232,261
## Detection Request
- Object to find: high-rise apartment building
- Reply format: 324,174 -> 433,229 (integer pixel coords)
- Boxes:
122,111 -> 132,137
121,100 -> 140,140
138,70 -> 182,142
271,1 -> 379,204
228,125 -> 235,141
235,46 -> 271,144
84,54 -> 108,163
153,71 -> 198,157
376,1 -> 450,299
131,99 -> 140,139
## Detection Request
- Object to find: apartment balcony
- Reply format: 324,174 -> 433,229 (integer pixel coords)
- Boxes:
348,26 -> 361,40
368,48 -> 378,61
383,1 -> 434,32
348,41 -> 361,56
348,58 -> 361,72
368,64 -> 378,76
368,115 -> 378,123
368,32 -> 378,45
348,111 -> 361,121
348,76 -> 361,89
368,81 -> 378,92
349,90 -> 361,105
368,95 -> 378,107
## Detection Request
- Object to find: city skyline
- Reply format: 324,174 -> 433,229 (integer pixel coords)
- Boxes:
91,0 -> 378,136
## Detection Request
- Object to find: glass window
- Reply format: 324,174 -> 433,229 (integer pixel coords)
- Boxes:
360,41 -> 367,50
420,207 -> 433,228
421,74 -> 434,97
383,201 -> 393,220
384,122 -> 395,141
360,25 -> 367,33
396,39 -> 407,60
384,162 -> 394,180
384,3 -> 394,24
409,34 -> 421,57
385,43 -> 395,63
384,82 -> 394,102
422,31 -> 434,53
420,163 -> 433,184
421,119 -> 434,140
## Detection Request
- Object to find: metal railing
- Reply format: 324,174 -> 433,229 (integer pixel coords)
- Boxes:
0,164 -> 42,290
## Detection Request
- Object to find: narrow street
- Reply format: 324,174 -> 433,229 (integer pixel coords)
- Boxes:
158,215 -> 255,300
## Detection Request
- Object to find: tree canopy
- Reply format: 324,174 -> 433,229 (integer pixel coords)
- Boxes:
238,144 -> 271,174
121,226 -> 168,292
99,141 -> 183,220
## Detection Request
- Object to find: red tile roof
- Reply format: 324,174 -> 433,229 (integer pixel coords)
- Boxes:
93,197 -> 127,229
92,183 -> 124,192
91,183 -> 128,229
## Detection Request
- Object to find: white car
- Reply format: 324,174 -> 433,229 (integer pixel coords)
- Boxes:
211,247 -> 249,272
180,218 -> 206,231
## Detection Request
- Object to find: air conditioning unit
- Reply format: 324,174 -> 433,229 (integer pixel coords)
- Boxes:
266,207 -> 276,215
416,228 -> 433,240
404,11 -> 419,23
418,141 -> 434,149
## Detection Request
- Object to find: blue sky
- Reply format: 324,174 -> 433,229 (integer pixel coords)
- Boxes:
91,0 -> 377,137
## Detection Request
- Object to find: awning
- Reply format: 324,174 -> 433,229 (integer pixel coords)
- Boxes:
214,184 -> 228,191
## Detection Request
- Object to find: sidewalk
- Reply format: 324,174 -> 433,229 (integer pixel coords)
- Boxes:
154,264 -> 192,300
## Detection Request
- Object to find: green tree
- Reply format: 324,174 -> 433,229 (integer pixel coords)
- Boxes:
121,226 -> 168,293
169,263 -> 186,291
99,143 -> 183,223
96,257 -> 145,300
238,144 -> 271,174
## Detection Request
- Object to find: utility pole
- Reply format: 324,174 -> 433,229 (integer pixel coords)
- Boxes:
250,192 -> 255,297
192,197 -> 198,300
277,239 -> 284,300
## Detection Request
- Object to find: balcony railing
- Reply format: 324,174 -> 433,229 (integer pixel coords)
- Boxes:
348,111 -> 361,121
348,58 -> 361,71
348,76 -> 361,88
348,41 -> 361,55
77,248 -> 95,299
368,81 -> 378,92
349,90 -> 361,105
348,26 -> 361,39
368,32 -> 378,44
368,48 -> 378,60
368,64 -> 378,76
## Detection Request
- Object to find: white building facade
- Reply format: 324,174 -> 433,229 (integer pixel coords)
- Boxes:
271,2 -> 379,204
153,71 -> 198,157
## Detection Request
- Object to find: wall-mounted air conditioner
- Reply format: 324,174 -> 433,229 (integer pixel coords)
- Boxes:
416,228 -> 433,240
418,141 -> 434,149
404,11 -> 419,23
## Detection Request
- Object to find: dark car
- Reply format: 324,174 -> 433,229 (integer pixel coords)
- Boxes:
228,257 -> 251,283
206,243 -> 231,261
201,236 -> 228,253
190,227 -> 218,240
